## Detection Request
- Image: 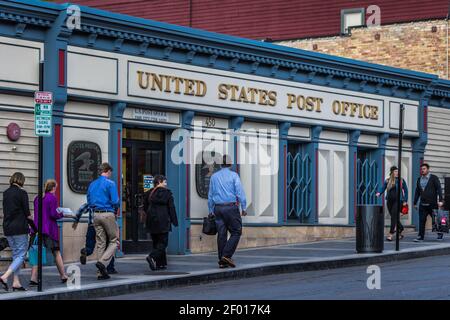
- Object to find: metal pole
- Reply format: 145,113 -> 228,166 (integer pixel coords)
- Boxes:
38,61 -> 44,292
396,103 -> 405,251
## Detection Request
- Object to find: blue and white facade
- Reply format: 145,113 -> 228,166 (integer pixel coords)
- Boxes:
0,0 -> 449,260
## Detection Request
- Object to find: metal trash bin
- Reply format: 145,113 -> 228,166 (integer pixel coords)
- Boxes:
356,205 -> 384,253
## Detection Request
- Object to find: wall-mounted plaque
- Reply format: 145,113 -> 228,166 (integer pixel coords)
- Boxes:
68,141 -> 102,194
195,151 -> 222,199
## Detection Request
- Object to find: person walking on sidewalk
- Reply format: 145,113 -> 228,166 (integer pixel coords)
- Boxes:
376,166 -> 408,241
72,203 -> 117,274
143,175 -> 178,271
0,172 -> 34,292
87,163 -> 120,280
30,179 -> 68,286
413,163 -> 444,242
208,155 -> 247,269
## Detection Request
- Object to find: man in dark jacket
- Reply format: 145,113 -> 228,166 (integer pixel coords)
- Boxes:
143,175 -> 178,271
413,163 -> 444,241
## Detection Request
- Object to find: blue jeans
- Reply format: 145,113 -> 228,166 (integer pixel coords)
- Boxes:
214,204 -> 242,260
6,234 -> 28,275
85,225 -> 115,271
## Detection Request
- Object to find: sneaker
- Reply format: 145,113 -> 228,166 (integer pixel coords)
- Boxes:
437,233 -> 444,241
413,237 -> 424,242
146,256 -> 157,271
95,262 -> 109,279
220,256 -> 236,268
80,248 -> 87,265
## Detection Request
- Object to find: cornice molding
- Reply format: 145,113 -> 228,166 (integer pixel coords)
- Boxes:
0,8 -> 53,28
74,21 -> 430,92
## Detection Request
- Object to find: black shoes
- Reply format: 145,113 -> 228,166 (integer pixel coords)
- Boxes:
80,248 -> 87,265
12,286 -> 27,291
29,280 -> 38,287
146,256 -> 157,271
0,278 -> 8,291
437,233 -> 444,240
107,268 -> 118,274
414,237 -> 424,242
95,262 -> 110,280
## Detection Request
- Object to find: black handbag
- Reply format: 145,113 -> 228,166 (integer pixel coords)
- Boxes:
202,214 -> 217,235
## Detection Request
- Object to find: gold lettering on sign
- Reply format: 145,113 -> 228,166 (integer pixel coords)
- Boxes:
137,71 -> 207,97
137,70 -> 381,122
332,100 -> 379,120
217,84 -> 277,106
286,94 -> 322,113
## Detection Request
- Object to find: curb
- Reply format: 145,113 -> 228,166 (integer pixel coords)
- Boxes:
6,243 -> 450,300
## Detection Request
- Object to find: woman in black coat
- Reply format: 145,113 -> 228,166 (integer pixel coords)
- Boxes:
1,172 -> 34,291
143,175 -> 178,271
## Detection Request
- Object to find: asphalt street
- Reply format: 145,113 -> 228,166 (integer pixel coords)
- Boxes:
103,254 -> 450,300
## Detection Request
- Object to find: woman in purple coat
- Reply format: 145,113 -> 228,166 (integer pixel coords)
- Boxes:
29,179 -> 68,285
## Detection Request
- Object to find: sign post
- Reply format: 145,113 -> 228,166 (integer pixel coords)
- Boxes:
35,61 -> 53,292
396,103 -> 405,252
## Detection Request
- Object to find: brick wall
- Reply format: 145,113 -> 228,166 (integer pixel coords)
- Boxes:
278,20 -> 450,79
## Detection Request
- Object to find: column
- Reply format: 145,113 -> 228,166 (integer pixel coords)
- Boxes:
304,126 -> 322,224
278,122 -> 291,224
167,111 -> 195,254
109,101 -> 127,256
348,130 -> 360,225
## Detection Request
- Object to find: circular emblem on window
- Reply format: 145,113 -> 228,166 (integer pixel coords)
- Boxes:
6,123 -> 21,142
67,141 -> 102,194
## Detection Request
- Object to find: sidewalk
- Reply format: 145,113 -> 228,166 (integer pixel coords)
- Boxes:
2,232 -> 450,300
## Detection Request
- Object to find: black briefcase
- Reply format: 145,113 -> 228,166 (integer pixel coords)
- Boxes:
202,214 -> 217,235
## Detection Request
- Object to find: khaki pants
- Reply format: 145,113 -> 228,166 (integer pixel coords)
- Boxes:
93,212 -> 118,267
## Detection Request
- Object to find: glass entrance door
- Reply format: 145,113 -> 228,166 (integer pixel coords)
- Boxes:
122,128 -> 165,253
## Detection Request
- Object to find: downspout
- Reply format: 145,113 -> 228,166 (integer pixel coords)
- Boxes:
447,13 -> 449,79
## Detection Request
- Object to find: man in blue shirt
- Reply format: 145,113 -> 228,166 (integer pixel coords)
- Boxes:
87,162 -> 119,280
208,155 -> 247,268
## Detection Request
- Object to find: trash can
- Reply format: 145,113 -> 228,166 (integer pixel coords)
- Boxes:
356,205 -> 384,253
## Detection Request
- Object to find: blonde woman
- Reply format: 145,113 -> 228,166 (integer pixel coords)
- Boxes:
376,166 -> 408,241
29,179 -> 68,285
0,172 -> 33,291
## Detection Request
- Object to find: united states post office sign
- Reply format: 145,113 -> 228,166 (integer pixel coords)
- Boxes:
128,61 -> 386,130
67,141 -> 102,194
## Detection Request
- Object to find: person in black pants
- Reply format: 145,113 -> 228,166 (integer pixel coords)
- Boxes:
208,155 -> 247,268
413,163 -> 444,241
376,166 -> 408,241
143,175 -> 178,271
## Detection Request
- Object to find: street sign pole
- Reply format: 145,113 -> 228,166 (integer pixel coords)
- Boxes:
396,103 -> 405,252
35,63 -> 53,292
38,61 -> 44,292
